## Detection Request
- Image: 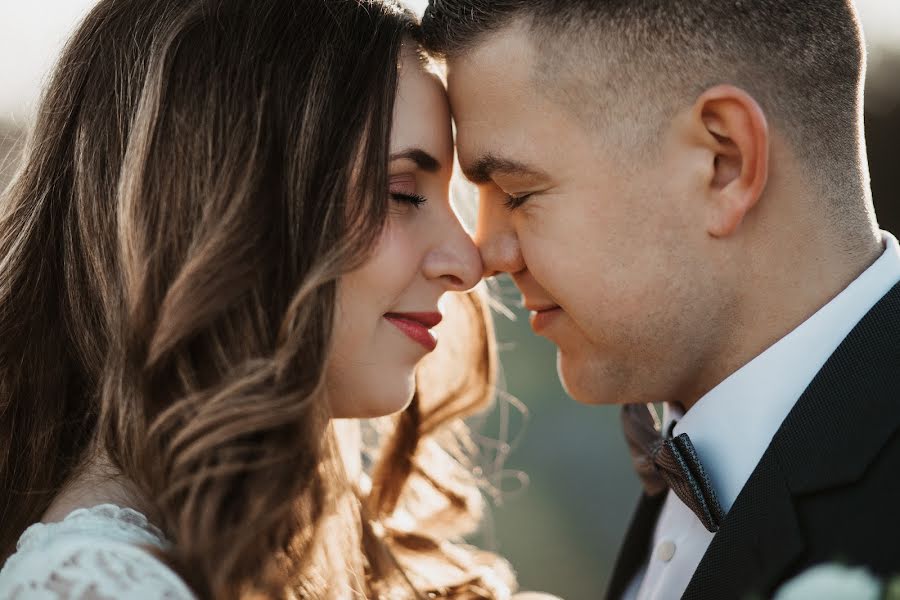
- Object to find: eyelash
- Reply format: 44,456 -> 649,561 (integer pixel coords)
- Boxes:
391,192 -> 428,208
504,193 -> 532,211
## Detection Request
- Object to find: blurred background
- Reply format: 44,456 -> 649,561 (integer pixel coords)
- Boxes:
1,2 -> 898,599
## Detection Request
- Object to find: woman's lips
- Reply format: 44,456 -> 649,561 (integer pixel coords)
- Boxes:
529,306 -> 563,333
384,312 -> 442,352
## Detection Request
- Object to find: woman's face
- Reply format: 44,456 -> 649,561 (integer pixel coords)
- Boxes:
327,45 -> 482,419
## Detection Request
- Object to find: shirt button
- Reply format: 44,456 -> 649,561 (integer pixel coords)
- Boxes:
655,540 -> 677,562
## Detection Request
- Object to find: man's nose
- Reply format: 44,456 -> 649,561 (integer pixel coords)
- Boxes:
474,192 -> 525,277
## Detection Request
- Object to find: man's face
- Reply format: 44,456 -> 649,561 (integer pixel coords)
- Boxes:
447,24 -> 724,406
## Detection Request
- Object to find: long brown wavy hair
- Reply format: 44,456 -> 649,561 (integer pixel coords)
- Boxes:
0,0 -> 512,597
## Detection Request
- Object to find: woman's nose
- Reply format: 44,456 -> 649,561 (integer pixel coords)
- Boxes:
422,210 -> 484,292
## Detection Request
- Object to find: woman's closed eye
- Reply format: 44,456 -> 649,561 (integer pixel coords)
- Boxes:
391,191 -> 428,208
389,173 -> 427,209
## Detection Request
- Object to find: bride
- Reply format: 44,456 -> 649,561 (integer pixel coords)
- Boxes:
0,0 -> 542,597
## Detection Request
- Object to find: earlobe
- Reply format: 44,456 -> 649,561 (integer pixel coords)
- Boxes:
695,85 -> 770,238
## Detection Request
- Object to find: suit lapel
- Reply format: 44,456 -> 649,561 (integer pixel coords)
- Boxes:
682,449 -> 804,598
684,282 -> 900,598
605,492 -> 665,600
770,281 -> 900,495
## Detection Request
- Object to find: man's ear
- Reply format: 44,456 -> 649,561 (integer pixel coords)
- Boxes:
691,85 -> 770,238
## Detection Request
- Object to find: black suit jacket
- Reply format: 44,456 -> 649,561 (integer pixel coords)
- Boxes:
606,281 -> 900,600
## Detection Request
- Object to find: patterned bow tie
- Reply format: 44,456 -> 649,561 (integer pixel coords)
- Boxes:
621,403 -> 725,533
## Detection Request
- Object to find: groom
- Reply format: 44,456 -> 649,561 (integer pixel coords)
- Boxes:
421,1 -> 900,598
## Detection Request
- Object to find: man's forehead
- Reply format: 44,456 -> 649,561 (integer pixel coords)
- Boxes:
445,26 -> 541,171
446,22 -> 537,101
444,20 -> 600,185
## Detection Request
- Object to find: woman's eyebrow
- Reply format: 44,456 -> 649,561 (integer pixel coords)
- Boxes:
389,148 -> 441,173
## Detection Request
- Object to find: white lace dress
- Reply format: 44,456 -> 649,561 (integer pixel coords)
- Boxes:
0,504 -> 196,599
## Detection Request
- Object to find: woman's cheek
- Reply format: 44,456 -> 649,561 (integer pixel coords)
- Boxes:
366,217 -> 423,292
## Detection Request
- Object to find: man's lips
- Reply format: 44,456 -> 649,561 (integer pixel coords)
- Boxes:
384,312 -> 442,351
527,305 -> 563,333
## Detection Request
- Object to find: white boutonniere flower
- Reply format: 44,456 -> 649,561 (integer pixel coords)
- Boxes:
772,564 -> 900,600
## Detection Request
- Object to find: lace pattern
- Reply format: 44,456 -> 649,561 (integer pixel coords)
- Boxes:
0,505 -> 196,600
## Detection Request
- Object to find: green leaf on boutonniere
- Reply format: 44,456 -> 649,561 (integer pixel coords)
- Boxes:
884,576 -> 900,600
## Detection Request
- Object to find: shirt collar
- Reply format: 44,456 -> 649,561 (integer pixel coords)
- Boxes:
668,230 -> 900,513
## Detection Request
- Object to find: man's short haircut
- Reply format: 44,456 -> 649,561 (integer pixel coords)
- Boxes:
421,0 -> 869,211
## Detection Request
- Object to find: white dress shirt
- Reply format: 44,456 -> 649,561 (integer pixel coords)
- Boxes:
623,230 -> 900,600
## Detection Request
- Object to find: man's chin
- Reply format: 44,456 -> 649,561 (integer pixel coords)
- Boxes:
556,349 -> 622,406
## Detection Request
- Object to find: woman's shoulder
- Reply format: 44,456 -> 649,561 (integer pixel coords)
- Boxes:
0,504 -> 196,599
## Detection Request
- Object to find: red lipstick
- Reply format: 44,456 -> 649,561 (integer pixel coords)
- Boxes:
384,312 -> 442,351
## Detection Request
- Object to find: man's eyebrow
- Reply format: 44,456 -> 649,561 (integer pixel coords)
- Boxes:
389,148 -> 441,173
462,153 -> 548,184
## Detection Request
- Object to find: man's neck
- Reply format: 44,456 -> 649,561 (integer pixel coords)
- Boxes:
680,227 -> 884,412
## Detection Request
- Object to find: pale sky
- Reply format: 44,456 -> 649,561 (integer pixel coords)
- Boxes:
1,0 -> 897,123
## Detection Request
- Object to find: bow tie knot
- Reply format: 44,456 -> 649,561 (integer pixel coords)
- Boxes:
621,403 -> 725,533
